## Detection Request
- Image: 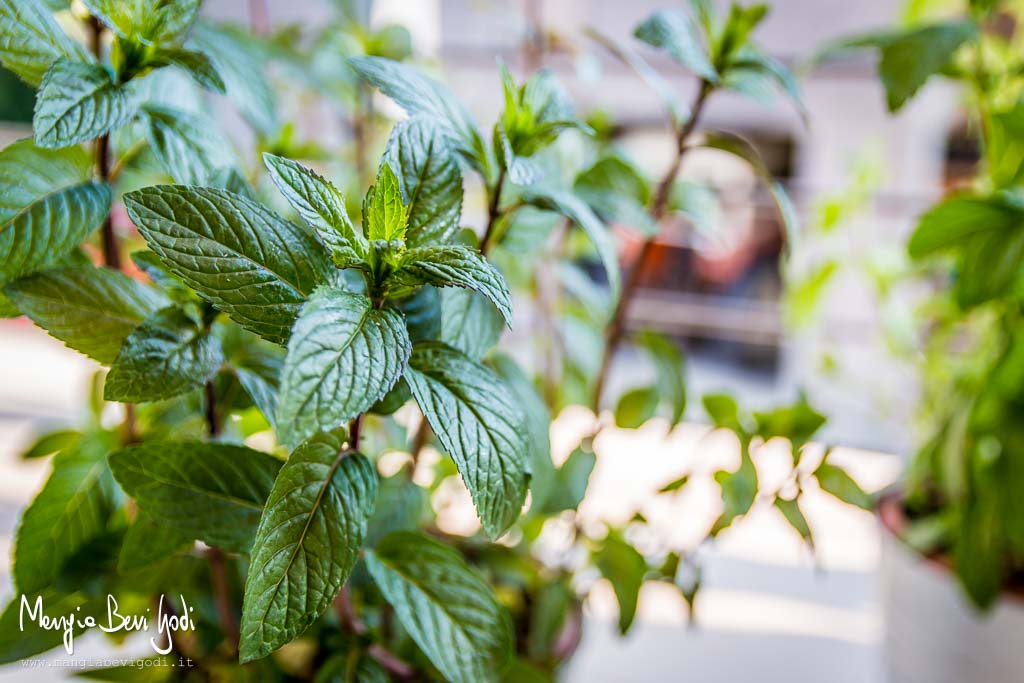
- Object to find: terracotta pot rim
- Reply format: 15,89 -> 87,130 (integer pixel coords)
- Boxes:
877,491 -> 1024,604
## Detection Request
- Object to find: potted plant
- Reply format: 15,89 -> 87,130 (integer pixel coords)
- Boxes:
0,1 -> 870,680
821,1 -> 1024,680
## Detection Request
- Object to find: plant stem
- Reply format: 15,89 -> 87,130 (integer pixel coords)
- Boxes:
87,15 -> 138,444
480,167 -> 507,255
408,418 -> 430,473
335,584 -> 416,679
205,381 -> 220,438
349,414 -> 363,451
207,547 -> 239,656
589,81 -> 712,417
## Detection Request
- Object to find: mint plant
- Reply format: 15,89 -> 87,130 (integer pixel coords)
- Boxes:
822,0 -> 1024,608
0,0 -> 874,680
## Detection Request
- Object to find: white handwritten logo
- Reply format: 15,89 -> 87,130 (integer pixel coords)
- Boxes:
19,594 -> 196,655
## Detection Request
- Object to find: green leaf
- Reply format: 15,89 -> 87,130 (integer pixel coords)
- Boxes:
19,429 -> 80,459
142,104 -> 233,184
0,590 -> 101,664
955,225 -> 1024,307
814,461 -> 873,511
0,0 -> 91,87
118,512 -> 193,572
774,496 -> 812,544
614,386 -> 660,429
702,131 -> 798,248
148,46 -> 225,93
0,139 -> 111,283
908,193 -> 1024,258
392,245 -> 513,327
877,21 -> 977,112
262,152 -> 366,263
575,155 -> 656,236
190,22 -> 276,133
490,353 -> 555,512
753,399 -> 826,453
440,288 -> 503,360
382,117 -> 463,247
638,331 -> 687,426
33,60 -> 134,149
124,185 -> 332,345
405,342 -> 530,538
5,266 -> 167,363
276,288 -> 410,447
366,472 -> 426,547
702,392 -> 743,432
658,474 -> 689,493
712,451 -> 758,534
634,8 -> 717,82
13,433 -> 116,593
108,441 -> 283,553
349,56 -> 490,176
541,445 -> 596,514
240,430 -> 378,662
394,284 -> 441,342
231,343 -> 282,429
366,531 -> 514,683
595,532 -> 646,635
522,188 -> 620,302
105,306 -> 223,402
84,0 -> 200,46
586,28 -> 689,125
364,162 -> 409,242
728,48 -> 807,122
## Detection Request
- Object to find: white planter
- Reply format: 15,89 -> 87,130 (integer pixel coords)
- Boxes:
880,505 -> 1024,683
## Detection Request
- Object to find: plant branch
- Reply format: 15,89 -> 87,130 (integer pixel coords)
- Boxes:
408,417 -> 430,473
204,381 -> 221,438
335,584 -> 416,679
589,81 -> 712,417
480,166 -> 507,255
207,546 -> 239,656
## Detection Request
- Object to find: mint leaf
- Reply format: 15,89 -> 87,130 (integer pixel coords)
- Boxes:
728,48 -> 807,122
392,245 -> 512,327
105,306 -> 224,402
522,188 -> 621,302
908,193 -> 1024,258
240,430 -> 378,662
13,433 -> 116,593
276,287 -> 411,447
595,532 -> 647,635
262,152 -> 366,263
638,331 -> 686,426
614,385 -> 659,429
118,512 -> 193,573
404,342 -> 529,538
364,162 -> 408,242
0,0 -> 91,87
814,461 -> 873,511
148,47 -> 225,92
108,441 -> 283,553
124,185 -> 332,345
366,531 -> 514,683
33,60 -> 134,149
634,8 -> 717,82
489,354 -> 555,512
142,104 -> 233,184
383,117 -> 463,247
349,56 -> 490,176
878,21 -> 976,112
5,266 -> 167,363
190,22 -> 276,134
0,138 -> 111,282
587,28 -> 690,125
85,0 -> 200,46
440,288 -> 502,360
